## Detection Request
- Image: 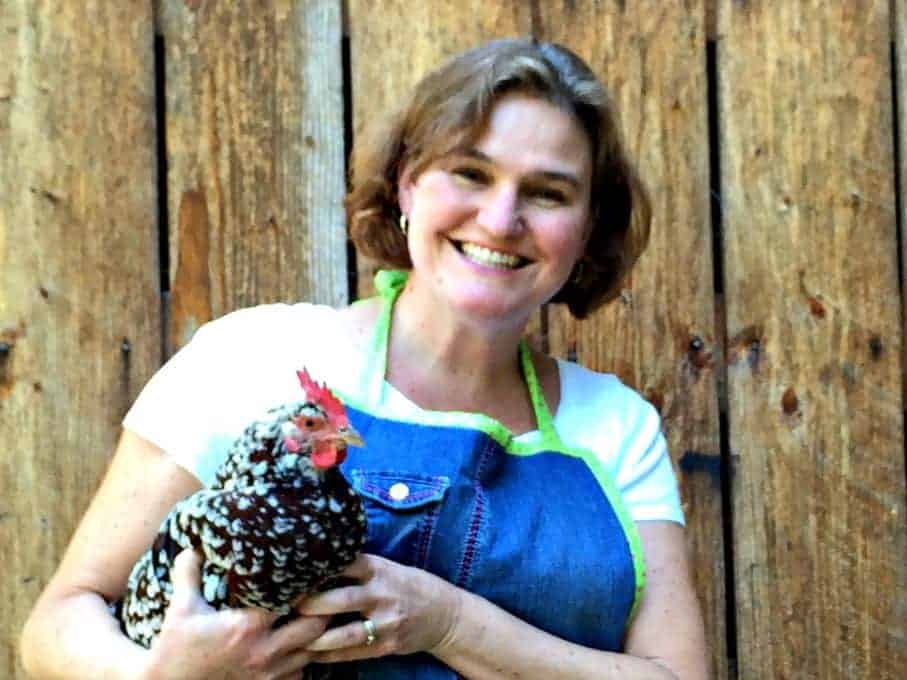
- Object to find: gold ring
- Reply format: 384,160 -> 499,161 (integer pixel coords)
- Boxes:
362,618 -> 377,646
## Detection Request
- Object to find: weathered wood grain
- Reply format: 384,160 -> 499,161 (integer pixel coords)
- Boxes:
718,2 -> 907,677
158,0 -> 346,354
898,0 -> 907,399
347,0 -> 531,300
537,3 -> 725,677
3,2 -> 903,678
0,2 -> 160,678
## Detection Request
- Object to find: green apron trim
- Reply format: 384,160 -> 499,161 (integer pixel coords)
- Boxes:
344,269 -> 646,623
372,269 -> 559,448
369,269 -> 403,405
518,340 -> 561,449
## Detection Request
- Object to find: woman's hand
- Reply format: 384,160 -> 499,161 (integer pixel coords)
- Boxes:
298,554 -> 461,663
143,549 -> 330,680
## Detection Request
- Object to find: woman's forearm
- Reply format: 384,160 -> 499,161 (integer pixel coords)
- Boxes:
21,589 -> 152,680
431,588 -> 678,680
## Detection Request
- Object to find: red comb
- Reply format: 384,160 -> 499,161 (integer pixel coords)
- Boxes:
296,368 -> 348,425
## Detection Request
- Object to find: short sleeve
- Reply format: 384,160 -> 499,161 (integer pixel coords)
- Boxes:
125,311 -> 258,483
611,400 -> 685,526
553,360 -> 685,526
122,303 -> 350,485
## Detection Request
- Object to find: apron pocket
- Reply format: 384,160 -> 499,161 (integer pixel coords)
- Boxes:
349,470 -> 450,567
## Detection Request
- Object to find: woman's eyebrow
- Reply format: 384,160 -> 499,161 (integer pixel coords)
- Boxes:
460,148 -> 581,189
456,148 -> 491,163
532,170 -> 581,190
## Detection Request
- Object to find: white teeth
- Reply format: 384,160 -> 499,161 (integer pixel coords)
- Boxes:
460,242 -> 522,269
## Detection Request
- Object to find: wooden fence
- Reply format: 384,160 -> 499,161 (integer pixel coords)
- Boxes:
2,2 -> 906,678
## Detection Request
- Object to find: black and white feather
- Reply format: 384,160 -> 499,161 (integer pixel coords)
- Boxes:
112,399 -> 366,649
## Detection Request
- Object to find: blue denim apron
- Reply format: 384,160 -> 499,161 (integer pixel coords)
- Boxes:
335,271 -> 645,678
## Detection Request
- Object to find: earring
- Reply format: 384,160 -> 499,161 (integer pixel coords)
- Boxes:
399,214 -> 409,236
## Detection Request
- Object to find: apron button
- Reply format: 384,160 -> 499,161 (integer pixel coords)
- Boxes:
389,482 -> 410,501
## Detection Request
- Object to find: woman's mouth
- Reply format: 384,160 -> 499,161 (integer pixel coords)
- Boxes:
453,241 -> 528,270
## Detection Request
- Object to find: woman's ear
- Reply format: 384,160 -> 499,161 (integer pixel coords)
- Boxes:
397,161 -> 414,215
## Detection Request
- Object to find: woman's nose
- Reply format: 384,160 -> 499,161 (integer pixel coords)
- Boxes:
477,186 -> 523,237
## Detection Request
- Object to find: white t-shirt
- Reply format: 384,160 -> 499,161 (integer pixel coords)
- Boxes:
123,302 -> 684,526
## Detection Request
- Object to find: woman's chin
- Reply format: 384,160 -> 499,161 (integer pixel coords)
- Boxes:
407,267 -> 538,327
443,290 -> 531,327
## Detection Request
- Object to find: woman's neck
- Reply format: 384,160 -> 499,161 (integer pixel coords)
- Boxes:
385,280 -> 533,424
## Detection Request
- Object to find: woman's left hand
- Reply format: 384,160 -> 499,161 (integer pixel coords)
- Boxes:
297,553 -> 460,663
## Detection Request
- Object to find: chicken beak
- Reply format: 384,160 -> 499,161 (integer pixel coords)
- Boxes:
339,425 -> 364,448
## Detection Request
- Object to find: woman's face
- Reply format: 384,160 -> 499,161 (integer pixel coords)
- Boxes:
398,93 -> 593,326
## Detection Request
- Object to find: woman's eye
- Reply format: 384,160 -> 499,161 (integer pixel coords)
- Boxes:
529,188 -> 568,205
452,167 -> 488,185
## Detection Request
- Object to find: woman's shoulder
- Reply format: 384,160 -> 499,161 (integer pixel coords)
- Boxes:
553,358 -> 663,463
123,297 -> 387,486
169,300 -> 371,394
188,299 -> 379,362
555,359 -> 682,525
205,297 -> 381,340
556,359 -> 657,423
197,300 -> 346,340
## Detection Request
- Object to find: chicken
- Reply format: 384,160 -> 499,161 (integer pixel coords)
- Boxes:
112,368 -> 367,650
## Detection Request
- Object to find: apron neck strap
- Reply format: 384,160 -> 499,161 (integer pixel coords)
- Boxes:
518,339 -> 558,442
369,270 -> 560,442
368,270 -> 407,403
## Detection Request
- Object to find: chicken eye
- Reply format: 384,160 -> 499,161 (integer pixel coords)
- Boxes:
305,419 -> 315,428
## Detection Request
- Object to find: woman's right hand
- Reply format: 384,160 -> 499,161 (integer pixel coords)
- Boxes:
143,549 -> 329,680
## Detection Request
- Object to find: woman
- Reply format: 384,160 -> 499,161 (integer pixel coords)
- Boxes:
21,39 -> 707,679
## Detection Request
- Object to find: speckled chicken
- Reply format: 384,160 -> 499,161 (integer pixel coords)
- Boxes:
112,369 -> 366,649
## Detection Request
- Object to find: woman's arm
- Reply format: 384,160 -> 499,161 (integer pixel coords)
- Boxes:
435,520 -> 707,679
21,430 -> 201,679
20,430 -> 328,680
623,521 -> 708,679
302,520 -> 707,679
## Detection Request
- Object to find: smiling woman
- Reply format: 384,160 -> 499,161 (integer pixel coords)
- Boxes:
347,38 -> 652,320
397,94 -> 593,325
21,37 -> 707,680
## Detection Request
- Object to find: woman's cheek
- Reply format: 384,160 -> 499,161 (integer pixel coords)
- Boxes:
425,187 -> 474,227
413,176 -> 456,214
540,213 -> 587,249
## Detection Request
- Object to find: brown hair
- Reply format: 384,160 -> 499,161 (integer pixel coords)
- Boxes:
346,38 -> 651,319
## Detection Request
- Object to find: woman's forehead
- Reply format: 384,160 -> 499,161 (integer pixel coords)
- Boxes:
409,93 -> 592,175
467,95 -> 592,177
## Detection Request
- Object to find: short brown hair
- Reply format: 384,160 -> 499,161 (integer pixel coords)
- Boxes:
346,38 -> 651,319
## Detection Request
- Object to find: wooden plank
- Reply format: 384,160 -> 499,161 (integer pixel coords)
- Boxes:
0,2 -> 160,678
706,0 -> 718,41
159,0 -> 346,354
347,0 -> 532,300
718,2 -> 907,677
537,3 -> 725,677
899,0 -> 907,401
